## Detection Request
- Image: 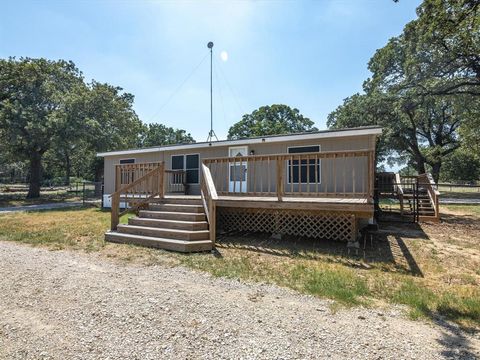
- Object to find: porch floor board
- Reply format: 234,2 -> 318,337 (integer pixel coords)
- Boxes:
162,194 -> 372,216
164,194 -> 368,204
217,196 -> 368,204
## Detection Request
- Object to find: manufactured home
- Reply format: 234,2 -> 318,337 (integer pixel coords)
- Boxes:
98,126 -> 383,252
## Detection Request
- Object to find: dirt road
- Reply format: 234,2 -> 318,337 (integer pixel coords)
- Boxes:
0,241 -> 478,359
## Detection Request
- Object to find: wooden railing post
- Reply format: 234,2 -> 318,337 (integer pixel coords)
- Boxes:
159,162 -> 165,198
367,151 -> 374,203
111,192 -> 120,230
276,157 -> 284,201
201,163 -> 218,244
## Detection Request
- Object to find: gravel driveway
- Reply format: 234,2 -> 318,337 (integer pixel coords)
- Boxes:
0,241 -> 479,360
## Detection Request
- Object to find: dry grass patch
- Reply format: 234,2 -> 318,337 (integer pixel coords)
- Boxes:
0,188 -> 82,207
0,207 -> 107,251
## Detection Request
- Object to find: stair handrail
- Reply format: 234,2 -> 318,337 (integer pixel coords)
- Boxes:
110,162 -> 165,230
200,163 -> 218,243
418,173 -> 440,221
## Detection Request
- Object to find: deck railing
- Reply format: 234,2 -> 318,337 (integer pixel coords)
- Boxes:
115,162 -> 162,192
202,149 -> 375,201
200,164 -> 218,243
375,172 -> 441,221
165,169 -> 187,194
110,162 -> 165,230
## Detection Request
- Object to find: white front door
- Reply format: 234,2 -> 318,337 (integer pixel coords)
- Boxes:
228,146 -> 248,193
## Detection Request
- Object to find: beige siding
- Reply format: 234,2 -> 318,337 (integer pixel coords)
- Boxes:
102,134 -> 375,196
202,135 -> 373,195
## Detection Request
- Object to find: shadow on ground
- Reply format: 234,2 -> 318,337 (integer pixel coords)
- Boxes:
439,212 -> 480,227
216,219 -> 430,277
436,317 -> 480,358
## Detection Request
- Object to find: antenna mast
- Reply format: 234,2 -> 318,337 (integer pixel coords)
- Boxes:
206,41 -> 218,142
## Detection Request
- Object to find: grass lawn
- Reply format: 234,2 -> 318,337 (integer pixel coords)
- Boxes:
440,191 -> 480,200
443,204 -> 480,216
0,204 -> 479,329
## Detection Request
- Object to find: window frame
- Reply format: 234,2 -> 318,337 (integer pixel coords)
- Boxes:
286,145 -> 321,185
119,158 -> 136,164
170,153 -> 200,185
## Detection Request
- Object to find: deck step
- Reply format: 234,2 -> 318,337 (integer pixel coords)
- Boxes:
129,217 -> 208,230
418,215 -> 439,222
117,224 -> 210,240
139,210 -> 206,221
153,198 -> 202,205
105,231 -> 212,252
149,203 -> 205,213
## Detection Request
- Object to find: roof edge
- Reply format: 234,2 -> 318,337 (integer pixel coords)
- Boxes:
97,126 -> 382,157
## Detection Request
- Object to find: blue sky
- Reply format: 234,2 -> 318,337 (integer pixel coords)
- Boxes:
1,0 -> 421,141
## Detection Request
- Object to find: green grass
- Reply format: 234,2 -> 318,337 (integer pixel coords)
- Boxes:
391,280 -> 480,322
291,264 -> 370,305
391,280 -> 437,319
0,207 -> 479,328
180,254 -> 371,306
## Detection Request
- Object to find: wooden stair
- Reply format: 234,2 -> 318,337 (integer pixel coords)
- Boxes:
402,189 -> 436,217
105,197 -> 213,252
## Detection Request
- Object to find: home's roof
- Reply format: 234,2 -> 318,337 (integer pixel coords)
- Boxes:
97,126 -> 382,157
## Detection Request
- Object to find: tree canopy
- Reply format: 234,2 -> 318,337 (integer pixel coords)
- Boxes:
140,124 -> 195,148
0,58 -> 85,197
0,57 -> 194,197
328,0 -> 479,182
228,104 -> 317,140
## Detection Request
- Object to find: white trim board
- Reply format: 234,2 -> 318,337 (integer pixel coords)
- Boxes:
97,127 -> 382,157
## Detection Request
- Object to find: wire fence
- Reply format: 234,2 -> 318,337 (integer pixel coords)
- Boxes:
437,183 -> 480,193
0,181 -> 104,207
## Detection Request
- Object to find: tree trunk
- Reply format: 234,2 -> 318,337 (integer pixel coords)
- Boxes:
27,153 -> 42,199
415,156 -> 427,175
431,161 -> 441,184
65,153 -> 71,186
94,158 -> 104,182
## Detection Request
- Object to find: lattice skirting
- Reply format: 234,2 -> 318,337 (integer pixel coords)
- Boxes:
217,207 -> 356,242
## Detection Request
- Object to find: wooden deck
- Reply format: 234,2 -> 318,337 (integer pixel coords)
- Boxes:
164,194 -> 371,213
108,150 -> 377,250
165,194 -> 367,203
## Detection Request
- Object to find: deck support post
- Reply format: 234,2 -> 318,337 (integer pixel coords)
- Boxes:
111,193 -> 120,230
209,200 -> 216,244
